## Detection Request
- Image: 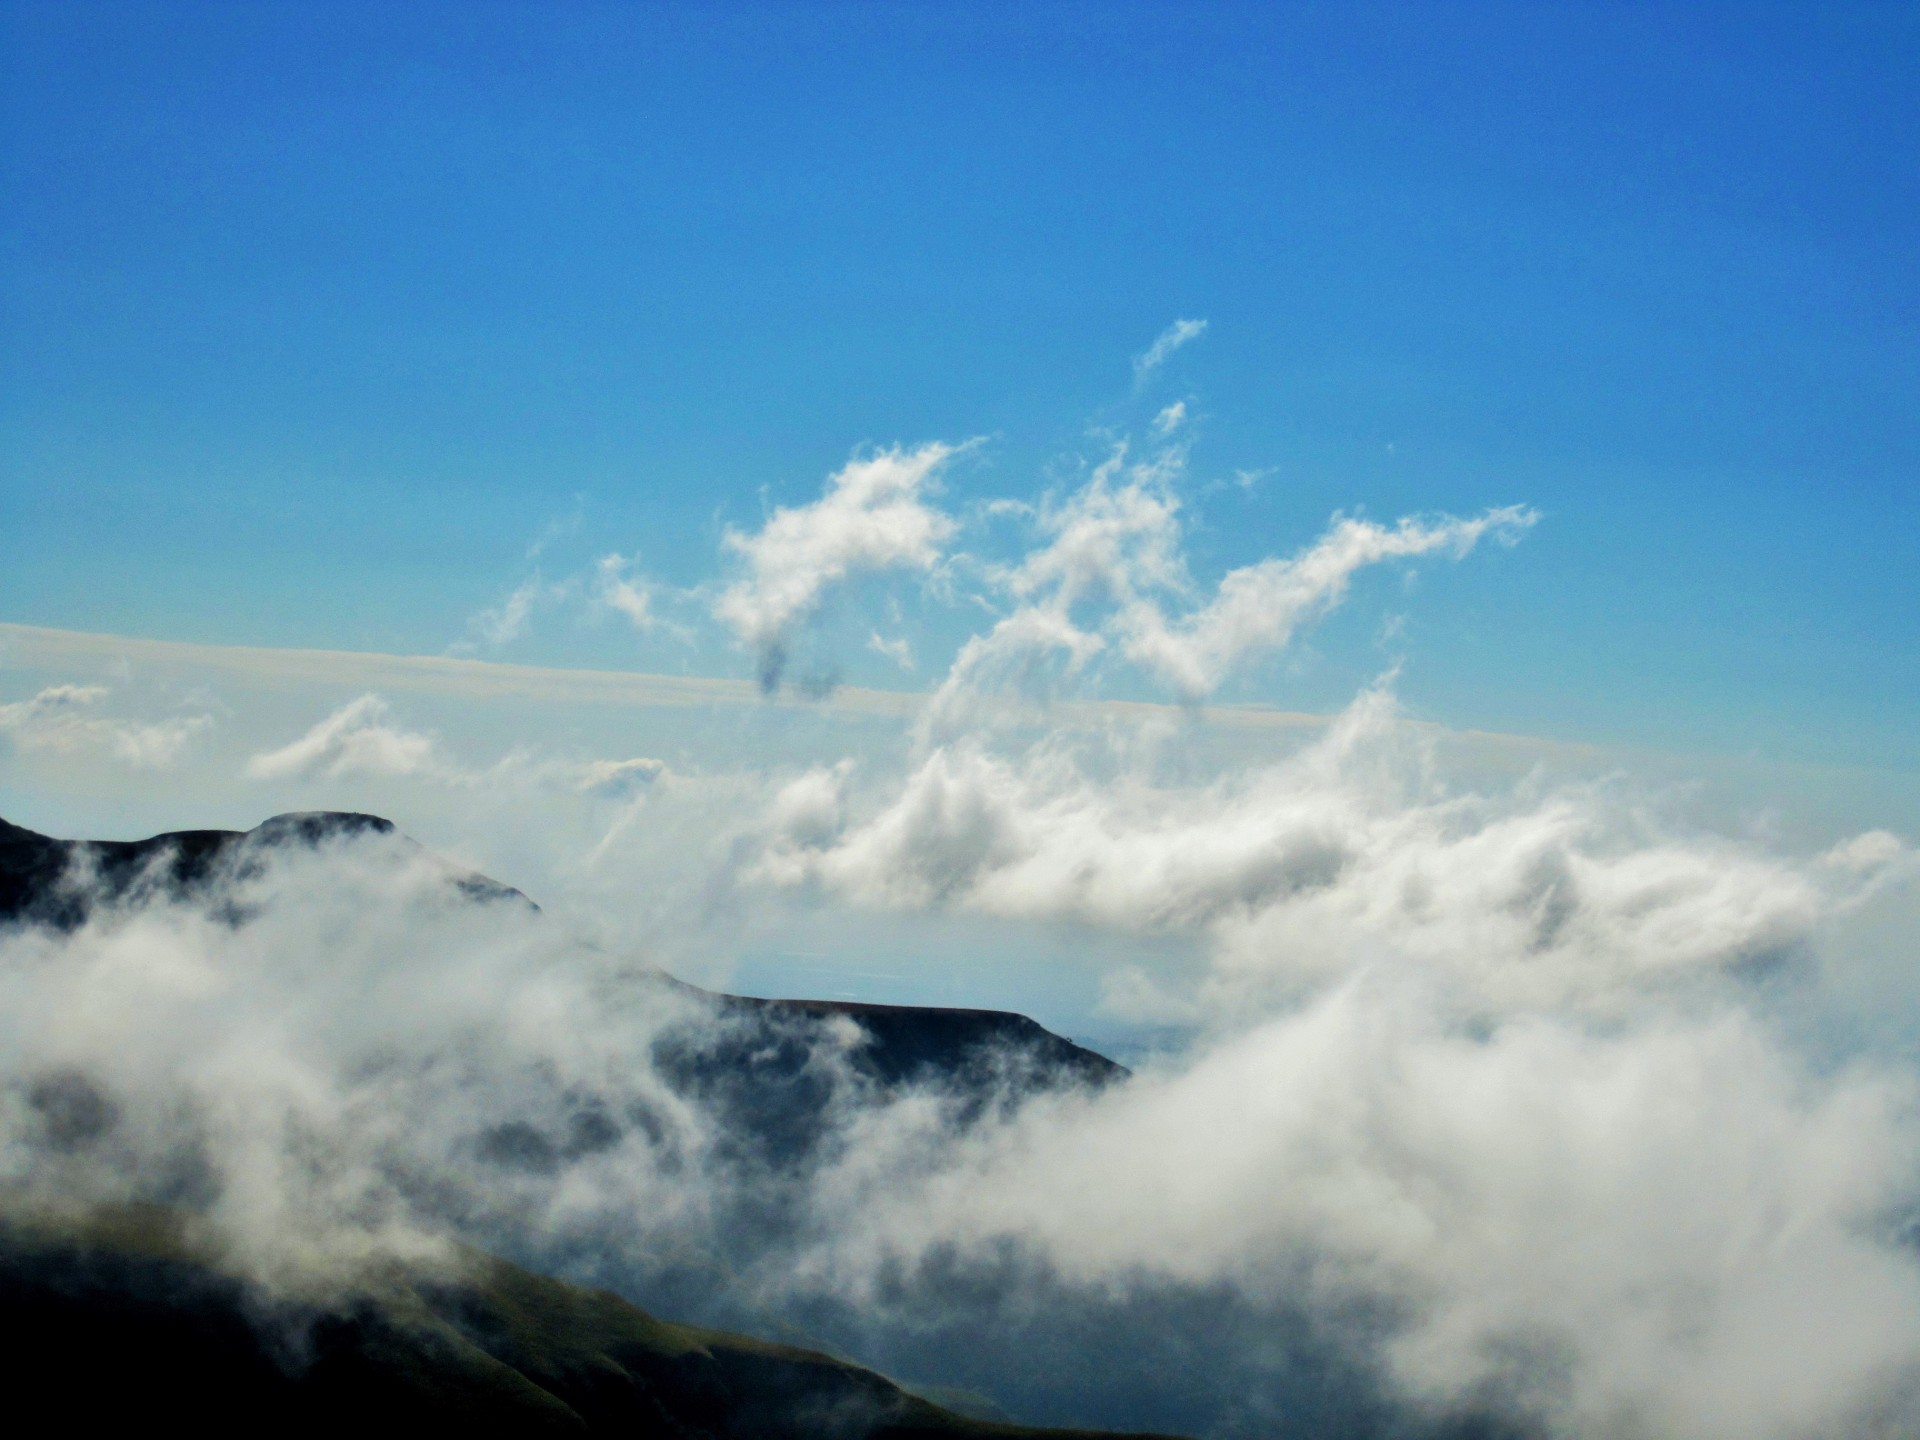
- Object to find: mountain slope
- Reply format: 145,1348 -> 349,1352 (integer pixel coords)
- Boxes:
0,1208 -> 1183,1438
0,810 -> 1122,1101
0,810 -> 534,928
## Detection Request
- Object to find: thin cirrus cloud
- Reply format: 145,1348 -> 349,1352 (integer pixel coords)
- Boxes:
1133,317 -> 1207,386
867,632 -> 915,671
1118,504 -> 1538,699
570,755 -> 666,800
595,553 -> 657,632
480,576 -> 544,647
713,442 -> 963,692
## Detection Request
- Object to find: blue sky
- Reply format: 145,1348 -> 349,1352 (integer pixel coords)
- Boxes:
3,0 -> 1916,776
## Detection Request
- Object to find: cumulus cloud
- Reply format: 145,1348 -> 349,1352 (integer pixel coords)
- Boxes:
714,443 -> 962,691
702,454 -> 1919,1432
0,683 -> 211,769
1134,318 -> 1208,385
799,989 -> 1920,1440
14,787 -> 1903,1439
757,684 -> 1906,1018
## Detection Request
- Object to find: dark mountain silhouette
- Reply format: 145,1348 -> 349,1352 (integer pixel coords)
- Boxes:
0,1207 -> 1182,1439
0,812 -> 1567,1438
0,812 -> 1147,1431
0,810 -> 534,928
0,811 -> 1122,1103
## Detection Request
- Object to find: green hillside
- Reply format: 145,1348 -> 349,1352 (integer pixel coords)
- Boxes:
0,1207 -> 1184,1438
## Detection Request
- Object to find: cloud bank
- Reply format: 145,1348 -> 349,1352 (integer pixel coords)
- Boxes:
7,405 -> 1918,1440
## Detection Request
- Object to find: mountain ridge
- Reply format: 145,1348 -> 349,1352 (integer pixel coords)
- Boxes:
0,1205 -> 1185,1438
0,810 -> 1124,1092
0,811 -> 1154,1433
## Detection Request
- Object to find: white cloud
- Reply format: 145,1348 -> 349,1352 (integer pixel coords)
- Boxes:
715,443 -> 962,691
801,988 -> 1920,1440
867,632 -> 915,671
1119,505 -> 1538,699
11,385 -> 1920,1437
0,681 -> 108,713
758,682 -> 1909,1019
921,453 -> 1534,723
596,553 -> 657,632
1152,400 -> 1188,435
469,575 -> 546,648
1133,318 -> 1207,385
0,683 -> 211,770
568,756 -> 666,799
244,695 -> 673,809
244,694 -> 446,782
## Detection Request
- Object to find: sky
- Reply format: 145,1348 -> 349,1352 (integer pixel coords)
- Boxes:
2,0 -> 1916,777
7,9 -> 1920,1437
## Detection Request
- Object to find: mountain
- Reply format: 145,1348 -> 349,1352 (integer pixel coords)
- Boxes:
0,809 -> 535,927
0,811 -> 1123,1106
0,812 -> 1145,1431
0,1206 -> 1181,1438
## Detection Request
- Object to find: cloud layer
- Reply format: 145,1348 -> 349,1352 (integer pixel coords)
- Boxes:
6,405 -> 1918,1439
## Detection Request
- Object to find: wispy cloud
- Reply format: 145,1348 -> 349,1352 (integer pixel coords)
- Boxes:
244,692 -> 670,806
244,694 -> 445,781
714,443 -> 963,692
0,683 -> 211,769
568,755 -> 667,799
1119,505 -> 1538,698
867,632 -> 915,671
919,446 -> 1535,733
1133,317 -> 1207,386
525,497 -> 585,561
595,553 -> 657,632
8,350 -> 1919,1440
468,575 -> 546,648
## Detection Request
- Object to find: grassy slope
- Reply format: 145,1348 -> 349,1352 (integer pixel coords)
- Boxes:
0,1207 -> 1184,1439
